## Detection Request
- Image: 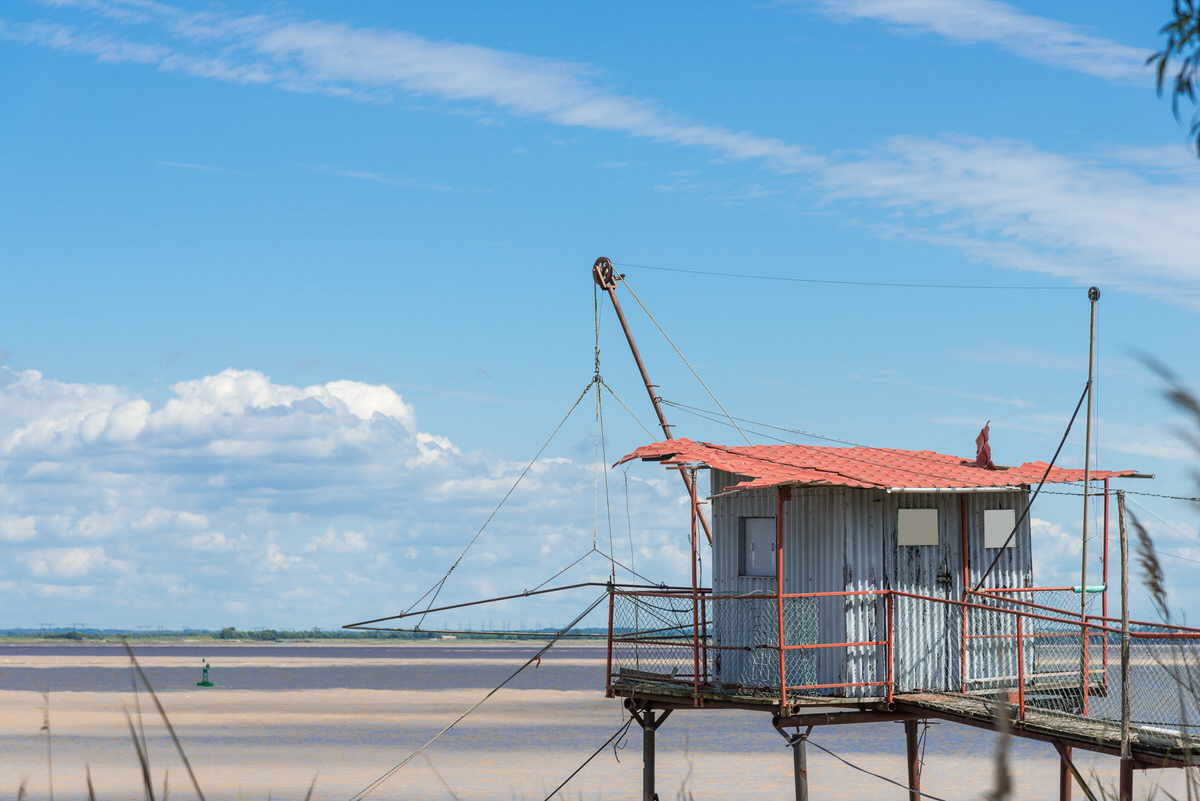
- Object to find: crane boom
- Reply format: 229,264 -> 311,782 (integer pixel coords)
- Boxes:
593,257 -> 714,545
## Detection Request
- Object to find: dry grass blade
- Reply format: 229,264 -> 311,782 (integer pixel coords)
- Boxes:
303,773 -> 319,801
125,709 -> 156,801
1135,514 -> 1172,624
422,755 -> 460,801
17,776 -> 28,801
86,764 -> 96,801
983,691 -> 1012,801
121,640 -> 208,801
41,692 -> 54,801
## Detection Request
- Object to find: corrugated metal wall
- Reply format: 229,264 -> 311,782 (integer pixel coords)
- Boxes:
709,469 -> 1033,697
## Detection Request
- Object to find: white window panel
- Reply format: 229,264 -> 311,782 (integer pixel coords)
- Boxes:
898,508 -> 938,546
740,517 -> 776,577
984,509 -> 1017,549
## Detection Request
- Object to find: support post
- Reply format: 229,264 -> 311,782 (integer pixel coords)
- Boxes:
774,722 -> 812,801
904,719 -> 922,801
1059,745 -> 1073,801
1118,491 -> 1131,766
1053,740 -> 1099,801
792,730 -> 809,801
961,494 -> 970,690
689,467 -> 701,704
605,584 -> 615,698
1119,758 -> 1134,801
777,486 -> 789,707
1102,477 -> 1110,684
629,705 -> 671,801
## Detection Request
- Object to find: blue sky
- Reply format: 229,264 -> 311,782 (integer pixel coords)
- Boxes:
1,0 -> 1198,629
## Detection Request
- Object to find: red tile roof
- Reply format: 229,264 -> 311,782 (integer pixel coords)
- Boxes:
615,438 -> 1136,492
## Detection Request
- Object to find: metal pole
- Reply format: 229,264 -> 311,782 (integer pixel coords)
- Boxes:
777,486 -> 788,708
792,729 -> 810,801
631,706 -> 670,801
1059,744 -> 1073,801
904,719 -> 922,801
605,585 -> 615,698
1103,477 -> 1110,687
1080,286 -> 1100,706
690,467 -> 701,703
644,716 -> 656,801
1118,490 -> 1131,764
593,257 -> 713,545
1016,614 -> 1026,720
961,494 -> 970,690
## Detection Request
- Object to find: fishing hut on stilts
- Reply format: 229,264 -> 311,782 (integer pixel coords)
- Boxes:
591,258 -> 1196,801
346,259 -> 1199,801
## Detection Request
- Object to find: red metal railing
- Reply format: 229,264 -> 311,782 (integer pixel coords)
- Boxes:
607,585 -> 1200,732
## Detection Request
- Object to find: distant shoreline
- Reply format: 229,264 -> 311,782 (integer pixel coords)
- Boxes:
0,634 -> 607,646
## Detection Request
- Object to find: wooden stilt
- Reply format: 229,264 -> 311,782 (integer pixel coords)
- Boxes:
1053,741 -> 1099,801
1119,759 -> 1133,801
905,719 -> 922,801
1059,744 -> 1073,801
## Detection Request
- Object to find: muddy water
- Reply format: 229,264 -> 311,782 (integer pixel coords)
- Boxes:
0,642 -> 1189,800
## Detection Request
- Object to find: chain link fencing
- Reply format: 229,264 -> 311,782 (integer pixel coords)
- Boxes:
608,587 -> 1200,747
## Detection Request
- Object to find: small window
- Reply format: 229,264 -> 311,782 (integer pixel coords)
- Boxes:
984,509 -> 1017,549
898,508 -> 938,546
739,517 -> 776,577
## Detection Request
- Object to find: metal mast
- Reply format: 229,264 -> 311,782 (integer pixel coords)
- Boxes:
1079,286 -> 1099,701
593,257 -> 714,545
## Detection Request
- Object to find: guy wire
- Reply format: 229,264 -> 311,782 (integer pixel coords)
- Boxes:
347,593 -> 608,801
619,276 -> 751,445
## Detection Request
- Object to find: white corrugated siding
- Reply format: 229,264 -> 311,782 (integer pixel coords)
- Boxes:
709,471 -> 1033,698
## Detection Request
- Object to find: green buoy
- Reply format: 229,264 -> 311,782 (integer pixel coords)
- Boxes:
196,658 -> 214,687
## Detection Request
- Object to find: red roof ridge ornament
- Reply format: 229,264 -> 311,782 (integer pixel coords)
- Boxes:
974,421 -> 996,470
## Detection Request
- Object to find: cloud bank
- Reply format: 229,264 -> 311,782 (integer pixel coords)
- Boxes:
0,366 -> 689,628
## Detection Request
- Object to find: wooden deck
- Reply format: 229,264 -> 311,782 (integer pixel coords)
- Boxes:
609,679 -> 1197,769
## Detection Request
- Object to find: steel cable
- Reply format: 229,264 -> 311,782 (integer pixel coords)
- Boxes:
346,593 -> 608,801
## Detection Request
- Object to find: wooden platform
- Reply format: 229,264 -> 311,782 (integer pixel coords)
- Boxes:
608,679 -> 1196,769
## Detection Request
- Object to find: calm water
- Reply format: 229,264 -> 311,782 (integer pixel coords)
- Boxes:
3,641 -> 1187,800
0,641 -> 1038,757
0,642 -> 600,692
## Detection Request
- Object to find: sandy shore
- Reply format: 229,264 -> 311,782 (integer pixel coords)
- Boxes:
1,644 -> 1192,800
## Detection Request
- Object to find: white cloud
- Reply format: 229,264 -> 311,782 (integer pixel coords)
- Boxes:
186,530 -> 234,551
303,527 -> 368,553
0,515 -> 37,542
820,136 -> 1200,306
22,546 -> 126,578
0,365 -> 691,628
262,542 -> 302,571
3,1 -> 818,172
803,0 -> 1150,82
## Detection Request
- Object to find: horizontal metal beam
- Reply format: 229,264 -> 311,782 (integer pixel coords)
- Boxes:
774,710 -> 920,728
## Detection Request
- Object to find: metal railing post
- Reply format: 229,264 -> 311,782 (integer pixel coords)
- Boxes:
1081,616 -> 1091,717
606,584 -> 616,697
690,468 -> 701,703
886,592 -> 895,705
777,487 -> 788,708
1016,613 -> 1026,720
1118,490 -> 1131,764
